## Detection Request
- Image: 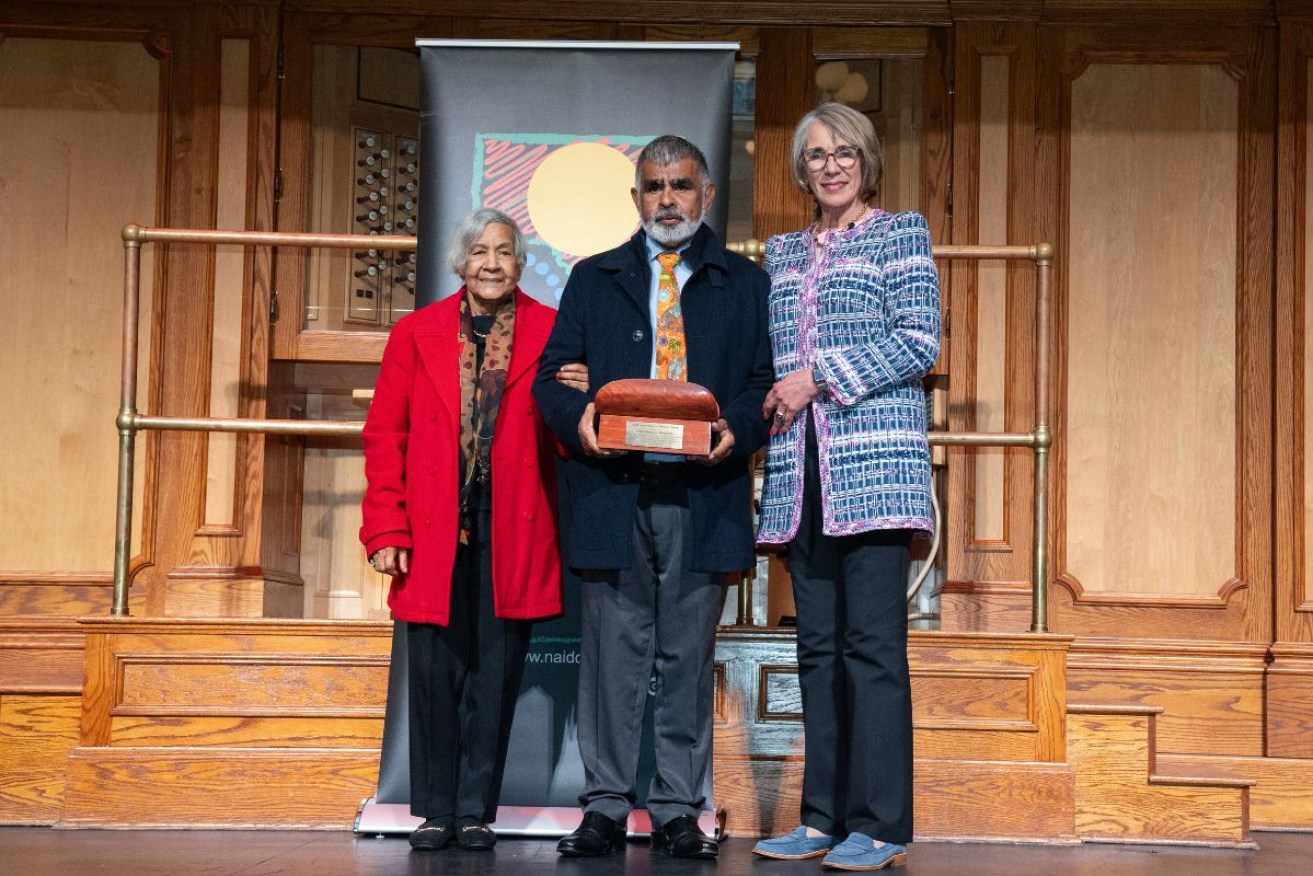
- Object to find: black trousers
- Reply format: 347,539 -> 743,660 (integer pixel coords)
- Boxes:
407,480 -> 531,823
789,428 -> 914,843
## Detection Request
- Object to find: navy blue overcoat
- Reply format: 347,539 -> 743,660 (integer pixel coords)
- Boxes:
533,225 -> 773,573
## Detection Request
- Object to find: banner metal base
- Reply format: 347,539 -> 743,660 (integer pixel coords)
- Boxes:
353,798 -> 718,839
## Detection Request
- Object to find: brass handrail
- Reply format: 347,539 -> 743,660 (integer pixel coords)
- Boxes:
113,226 -> 409,616
115,226 -> 1053,633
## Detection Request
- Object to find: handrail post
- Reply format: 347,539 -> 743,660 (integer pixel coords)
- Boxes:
736,570 -> 753,625
113,225 -> 145,617
1030,245 -> 1054,633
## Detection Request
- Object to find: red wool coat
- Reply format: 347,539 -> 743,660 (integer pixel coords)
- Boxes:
360,288 -> 563,625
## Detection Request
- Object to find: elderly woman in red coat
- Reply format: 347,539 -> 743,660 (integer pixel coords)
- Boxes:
361,208 -> 580,852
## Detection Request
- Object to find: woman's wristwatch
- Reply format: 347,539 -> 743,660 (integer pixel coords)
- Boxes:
811,364 -> 829,396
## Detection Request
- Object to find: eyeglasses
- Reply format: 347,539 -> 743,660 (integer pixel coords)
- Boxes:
803,145 -> 860,171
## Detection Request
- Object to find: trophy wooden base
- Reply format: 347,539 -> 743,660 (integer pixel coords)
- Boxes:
593,378 -> 719,457
597,414 -> 711,456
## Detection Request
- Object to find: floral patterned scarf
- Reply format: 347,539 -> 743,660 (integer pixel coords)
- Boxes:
457,292 -> 515,541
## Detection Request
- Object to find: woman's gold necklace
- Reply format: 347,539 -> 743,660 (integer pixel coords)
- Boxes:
814,202 -> 869,247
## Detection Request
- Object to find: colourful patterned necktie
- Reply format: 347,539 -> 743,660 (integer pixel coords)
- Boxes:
655,252 -> 687,381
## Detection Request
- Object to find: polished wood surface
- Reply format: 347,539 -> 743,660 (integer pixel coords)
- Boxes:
62,618 -> 390,827
1028,20 -> 1271,643
946,20 -> 1040,591
1276,22 -> 1313,675
593,379 -> 721,421
0,617 -> 1296,840
1064,61 -> 1237,599
0,36 -> 159,583
1068,704 -> 1252,846
594,380 -> 719,455
0,620 -> 85,825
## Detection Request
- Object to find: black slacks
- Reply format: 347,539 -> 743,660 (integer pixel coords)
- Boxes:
406,479 -> 531,823
789,427 -> 914,843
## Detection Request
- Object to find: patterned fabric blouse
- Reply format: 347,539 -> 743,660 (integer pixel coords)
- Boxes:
757,209 -> 941,543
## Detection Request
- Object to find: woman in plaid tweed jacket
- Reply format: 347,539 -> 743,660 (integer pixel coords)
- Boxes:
754,103 -> 940,871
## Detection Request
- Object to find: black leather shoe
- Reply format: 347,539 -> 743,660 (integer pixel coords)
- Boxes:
651,815 -> 718,859
557,811 -> 627,856
409,818 -> 454,851
456,821 -> 497,850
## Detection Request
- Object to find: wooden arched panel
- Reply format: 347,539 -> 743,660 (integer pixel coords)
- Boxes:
0,33 -> 165,613
1039,25 -> 1273,642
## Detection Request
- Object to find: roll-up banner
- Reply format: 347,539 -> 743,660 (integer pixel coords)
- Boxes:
355,39 -> 737,837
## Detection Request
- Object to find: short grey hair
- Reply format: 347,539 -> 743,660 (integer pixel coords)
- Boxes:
790,102 -> 884,201
446,208 -> 527,276
633,134 -> 712,192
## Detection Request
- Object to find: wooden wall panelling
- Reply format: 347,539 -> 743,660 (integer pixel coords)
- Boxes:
299,381 -> 382,619
1273,11 -> 1313,751
259,362 -> 308,604
944,21 -> 1040,618
1265,643 -> 1313,757
922,25 -> 953,260
0,620 -> 85,824
0,14 -> 170,618
138,6 -> 211,616
1034,23 -> 1273,641
1274,18 -> 1313,751
62,617 -> 391,827
1066,60 -> 1238,597
147,1 -> 294,618
1066,639 -> 1267,757
204,35 -> 252,532
0,580 -> 115,618
222,2 -> 292,618
753,27 -> 813,241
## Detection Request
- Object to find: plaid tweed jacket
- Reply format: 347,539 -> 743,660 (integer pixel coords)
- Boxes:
757,210 -> 941,543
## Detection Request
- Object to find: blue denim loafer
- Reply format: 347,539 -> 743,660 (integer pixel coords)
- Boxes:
821,833 -> 908,871
752,826 -> 837,860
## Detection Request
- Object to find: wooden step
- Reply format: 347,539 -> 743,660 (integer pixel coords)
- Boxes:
0,619 -> 86,825
1150,761 -> 1255,788
1067,704 -> 1253,847
1159,753 -> 1313,830
60,746 -> 378,828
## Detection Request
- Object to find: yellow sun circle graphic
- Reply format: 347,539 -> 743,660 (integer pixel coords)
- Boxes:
527,142 -> 638,258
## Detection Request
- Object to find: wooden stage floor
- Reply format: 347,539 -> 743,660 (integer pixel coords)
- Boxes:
3,827 -> 1311,875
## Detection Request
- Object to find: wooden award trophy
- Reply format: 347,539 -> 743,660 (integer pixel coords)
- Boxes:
594,379 -> 720,456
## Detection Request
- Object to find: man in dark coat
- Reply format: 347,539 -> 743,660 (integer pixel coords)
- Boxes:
533,135 -> 772,860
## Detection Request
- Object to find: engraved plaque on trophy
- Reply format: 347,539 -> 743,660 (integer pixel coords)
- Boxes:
594,379 -> 720,456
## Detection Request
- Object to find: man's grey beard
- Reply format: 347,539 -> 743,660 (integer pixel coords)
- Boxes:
643,210 -> 703,249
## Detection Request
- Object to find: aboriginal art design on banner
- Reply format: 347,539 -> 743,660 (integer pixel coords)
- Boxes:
472,134 -> 650,301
